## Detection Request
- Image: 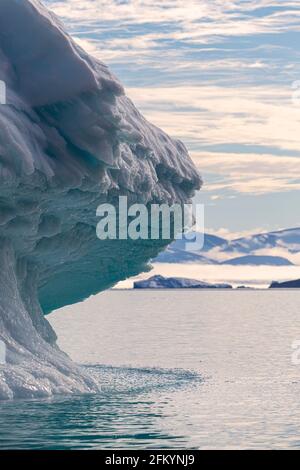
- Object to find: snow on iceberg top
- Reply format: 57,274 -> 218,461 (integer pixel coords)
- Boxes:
0,0 -> 201,192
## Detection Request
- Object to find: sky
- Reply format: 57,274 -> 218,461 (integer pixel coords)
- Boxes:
45,0 -> 300,238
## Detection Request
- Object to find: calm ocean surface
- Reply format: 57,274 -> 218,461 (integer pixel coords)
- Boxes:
1,290 -> 300,449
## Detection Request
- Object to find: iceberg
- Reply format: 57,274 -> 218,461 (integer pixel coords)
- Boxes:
0,0 -> 201,398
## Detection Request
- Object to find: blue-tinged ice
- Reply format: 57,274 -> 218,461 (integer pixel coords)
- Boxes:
0,0 -> 201,399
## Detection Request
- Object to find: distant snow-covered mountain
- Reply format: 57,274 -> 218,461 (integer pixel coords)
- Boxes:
221,255 -> 293,266
224,227 -> 300,255
155,233 -> 227,264
134,275 -> 232,289
154,228 -> 300,266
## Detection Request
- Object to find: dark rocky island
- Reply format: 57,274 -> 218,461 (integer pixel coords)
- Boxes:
270,279 -> 300,288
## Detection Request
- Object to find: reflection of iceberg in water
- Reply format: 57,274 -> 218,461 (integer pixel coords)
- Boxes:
0,0 -> 201,399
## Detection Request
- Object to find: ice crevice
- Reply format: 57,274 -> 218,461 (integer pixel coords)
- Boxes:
0,0 -> 201,399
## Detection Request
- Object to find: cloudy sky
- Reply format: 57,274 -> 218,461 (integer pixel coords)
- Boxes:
45,0 -> 300,238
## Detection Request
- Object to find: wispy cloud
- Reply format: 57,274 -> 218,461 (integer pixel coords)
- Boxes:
192,152 -> 300,194
126,85 -> 300,194
45,0 -> 300,73
45,1 -> 300,31
44,0 -> 300,212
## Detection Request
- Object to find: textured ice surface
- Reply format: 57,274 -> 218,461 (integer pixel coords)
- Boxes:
0,0 -> 201,399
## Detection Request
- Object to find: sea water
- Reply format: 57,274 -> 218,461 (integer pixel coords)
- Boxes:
1,290 -> 300,449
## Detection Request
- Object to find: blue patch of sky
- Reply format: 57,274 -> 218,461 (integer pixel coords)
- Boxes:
231,6 -> 300,18
191,144 -> 300,158
195,189 -> 300,232
94,31 -> 300,88
61,8 -> 300,88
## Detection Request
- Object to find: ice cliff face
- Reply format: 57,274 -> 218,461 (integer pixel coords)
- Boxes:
0,0 -> 201,399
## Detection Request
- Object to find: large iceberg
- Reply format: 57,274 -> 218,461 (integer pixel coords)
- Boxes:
0,0 -> 201,399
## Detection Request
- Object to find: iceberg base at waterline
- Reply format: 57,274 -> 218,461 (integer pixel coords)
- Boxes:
0,240 -> 100,399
